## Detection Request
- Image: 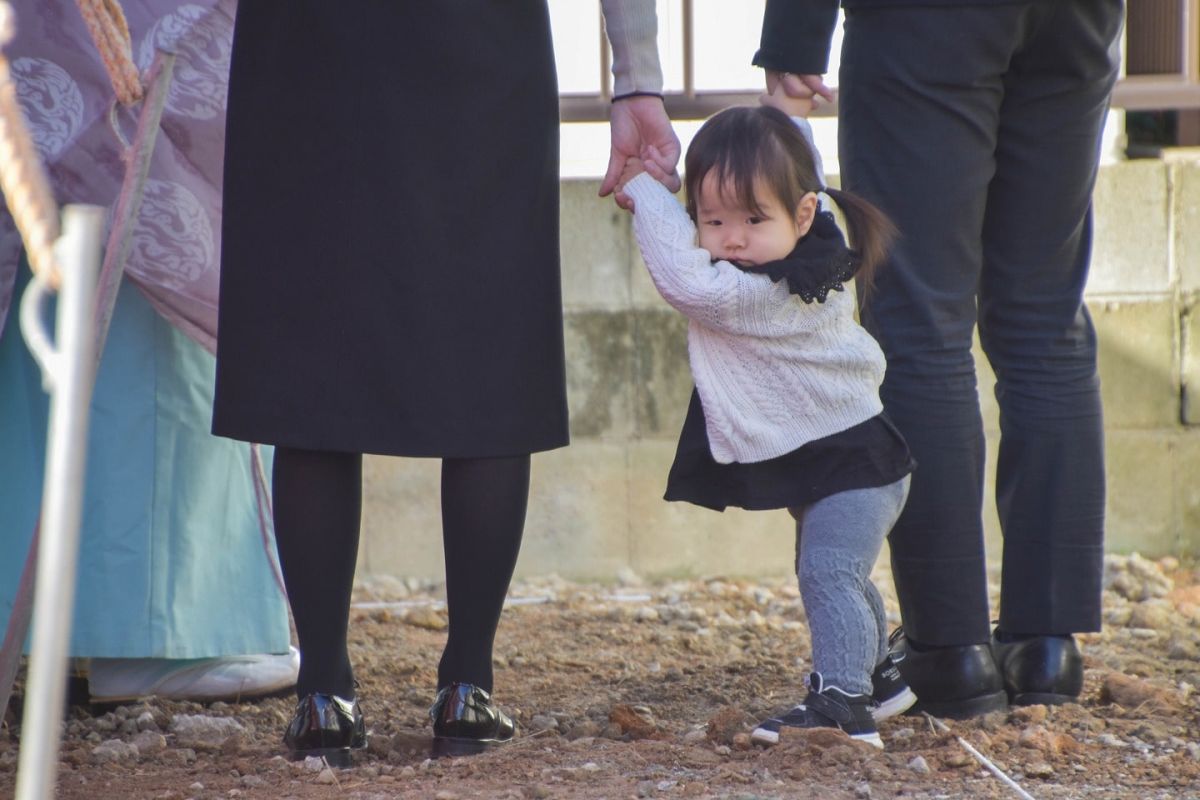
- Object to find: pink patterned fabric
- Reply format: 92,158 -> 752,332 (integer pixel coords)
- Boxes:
0,0 -> 234,352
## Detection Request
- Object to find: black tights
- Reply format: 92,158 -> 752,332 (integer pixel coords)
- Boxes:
273,447 -> 530,699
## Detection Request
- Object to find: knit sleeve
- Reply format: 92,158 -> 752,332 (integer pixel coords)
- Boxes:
624,173 -> 793,336
789,116 -> 827,187
600,0 -> 664,96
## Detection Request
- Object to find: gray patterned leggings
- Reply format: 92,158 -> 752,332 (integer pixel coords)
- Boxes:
790,476 -> 911,696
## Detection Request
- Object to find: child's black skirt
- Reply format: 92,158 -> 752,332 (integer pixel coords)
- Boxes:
665,390 -> 916,512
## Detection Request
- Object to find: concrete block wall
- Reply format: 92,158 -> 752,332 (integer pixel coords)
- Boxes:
358,151 -> 1200,581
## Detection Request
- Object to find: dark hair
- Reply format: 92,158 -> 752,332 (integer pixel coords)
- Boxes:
683,105 -> 895,294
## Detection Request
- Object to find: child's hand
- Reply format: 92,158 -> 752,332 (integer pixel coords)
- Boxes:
619,156 -> 644,186
760,73 -> 817,118
614,156 -> 645,212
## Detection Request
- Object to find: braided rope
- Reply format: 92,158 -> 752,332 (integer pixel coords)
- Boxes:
0,4 -> 60,285
75,0 -> 142,106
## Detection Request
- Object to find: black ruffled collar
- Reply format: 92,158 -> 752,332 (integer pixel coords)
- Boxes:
740,210 -> 860,304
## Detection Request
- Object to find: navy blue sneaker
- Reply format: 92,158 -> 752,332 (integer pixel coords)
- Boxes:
871,653 -> 917,720
751,673 -> 883,749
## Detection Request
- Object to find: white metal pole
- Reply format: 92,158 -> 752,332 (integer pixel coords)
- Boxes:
14,204 -> 105,800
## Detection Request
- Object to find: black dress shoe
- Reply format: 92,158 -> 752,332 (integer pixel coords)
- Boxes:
283,692 -> 367,767
991,631 -> 1083,706
429,682 -> 515,757
889,629 -> 1008,719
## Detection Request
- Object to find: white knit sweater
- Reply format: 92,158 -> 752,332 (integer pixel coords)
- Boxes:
624,172 -> 886,464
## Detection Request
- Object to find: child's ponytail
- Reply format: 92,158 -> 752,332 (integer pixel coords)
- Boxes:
824,187 -> 896,299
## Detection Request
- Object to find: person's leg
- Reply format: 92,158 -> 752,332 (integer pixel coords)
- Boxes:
437,454 -> 530,692
839,5 -> 1026,647
752,481 -> 909,749
979,0 -> 1122,639
272,447 -> 363,700
795,479 -> 909,695
430,454 -> 529,755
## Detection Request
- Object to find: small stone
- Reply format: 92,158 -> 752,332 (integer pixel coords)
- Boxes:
528,714 -> 558,733
136,712 -> 159,732
1012,705 -> 1048,724
131,731 -> 167,755
315,767 -> 337,784
1018,725 -> 1056,753
170,714 -> 246,749
1168,638 -> 1199,660
636,607 -> 660,623
609,704 -> 657,739
403,607 -> 447,631
304,755 -> 326,772
566,721 -> 602,740
908,756 -> 931,774
1099,672 -> 1178,710
616,567 -> 642,586
1027,761 -> 1055,778
435,791 -> 459,800
240,775 -> 266,788
704,706 -> 754,745
682,729 -> 708,744
854,782 -> 872,799
162,748 -> 196,766
91,739 -> 138,764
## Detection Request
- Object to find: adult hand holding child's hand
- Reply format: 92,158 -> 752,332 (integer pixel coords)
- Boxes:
761,70 -> 834,118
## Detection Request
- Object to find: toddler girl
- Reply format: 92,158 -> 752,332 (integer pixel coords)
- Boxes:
617,98 -> 916,748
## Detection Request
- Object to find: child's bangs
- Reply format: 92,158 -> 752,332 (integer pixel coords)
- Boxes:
708,155 -> 771,217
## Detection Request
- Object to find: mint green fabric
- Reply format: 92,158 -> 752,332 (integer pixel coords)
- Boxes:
0,265 -> 290,658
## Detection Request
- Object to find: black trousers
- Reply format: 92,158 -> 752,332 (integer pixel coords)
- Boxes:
838,1 -> 1124,645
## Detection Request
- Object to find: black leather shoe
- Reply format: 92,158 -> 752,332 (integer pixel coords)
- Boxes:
991,631 -> 1083,706
430,682 -> 515,757
283,693 -> 367,767
889,628 -> 1008,719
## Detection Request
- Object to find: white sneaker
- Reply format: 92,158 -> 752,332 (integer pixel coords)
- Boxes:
88,647 -> 299,703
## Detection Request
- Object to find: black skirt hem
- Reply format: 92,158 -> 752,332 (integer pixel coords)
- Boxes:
211,419 -> 570,459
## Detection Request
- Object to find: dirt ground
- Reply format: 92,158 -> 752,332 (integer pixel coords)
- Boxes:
2,553 -> 1199,800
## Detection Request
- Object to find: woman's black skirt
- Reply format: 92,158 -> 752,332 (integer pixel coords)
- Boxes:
213,1 -> 568,458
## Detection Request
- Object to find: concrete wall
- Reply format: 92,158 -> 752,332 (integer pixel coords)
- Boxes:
357,151 -> 1200,581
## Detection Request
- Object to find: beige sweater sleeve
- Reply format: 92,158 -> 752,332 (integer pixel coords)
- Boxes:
600,0 -> 665,96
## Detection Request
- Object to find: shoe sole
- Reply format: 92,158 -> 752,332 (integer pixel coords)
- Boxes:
431,735 -> 512,758
1010,691 -> 1079,707
872,687 -> 917,721
750,727 -> 884,750
909,689 -> 1008,720
285,745 -> 363,768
